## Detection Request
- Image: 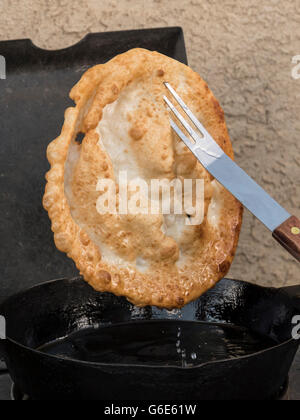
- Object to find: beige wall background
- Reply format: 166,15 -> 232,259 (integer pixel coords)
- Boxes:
0,0 -> 299,287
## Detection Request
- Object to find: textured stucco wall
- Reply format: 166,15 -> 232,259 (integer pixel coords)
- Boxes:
0,0 -> 299,287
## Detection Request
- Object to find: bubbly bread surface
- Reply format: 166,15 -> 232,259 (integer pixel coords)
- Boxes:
43,48 -> 243,308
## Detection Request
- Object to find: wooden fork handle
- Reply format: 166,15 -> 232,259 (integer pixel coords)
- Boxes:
273,216 -> 300,262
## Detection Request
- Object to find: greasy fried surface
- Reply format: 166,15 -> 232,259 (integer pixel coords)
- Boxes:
43,48 -> 243,308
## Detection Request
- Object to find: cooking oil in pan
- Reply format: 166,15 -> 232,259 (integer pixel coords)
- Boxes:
38,320 -> 277,367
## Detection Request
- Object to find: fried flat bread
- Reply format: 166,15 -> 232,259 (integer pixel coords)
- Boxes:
43,49 -> 243,308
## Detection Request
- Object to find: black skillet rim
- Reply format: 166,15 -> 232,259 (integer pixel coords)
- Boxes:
5,26 -> 185,54
1,277 -> 299,371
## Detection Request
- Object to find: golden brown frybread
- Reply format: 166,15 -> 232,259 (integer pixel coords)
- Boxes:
43,48 -> 243,308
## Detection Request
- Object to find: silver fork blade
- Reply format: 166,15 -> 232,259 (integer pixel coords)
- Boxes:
164,88 -> 223,158
164,84 -> 291,232
163,95 -> 202,143
164,82 -> 210,139
169,119 -> 193,148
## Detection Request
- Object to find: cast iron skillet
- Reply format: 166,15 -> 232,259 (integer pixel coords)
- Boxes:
0,277 -> 299,400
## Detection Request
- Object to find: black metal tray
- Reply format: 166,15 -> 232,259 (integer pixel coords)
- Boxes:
0,27 -> 188,304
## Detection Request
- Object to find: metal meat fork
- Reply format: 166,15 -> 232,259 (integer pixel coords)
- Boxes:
163,82 -> 300,262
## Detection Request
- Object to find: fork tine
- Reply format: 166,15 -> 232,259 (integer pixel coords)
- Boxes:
163,95 -> 201,145
169,119 -> 195,151
164,82 -> 210,139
